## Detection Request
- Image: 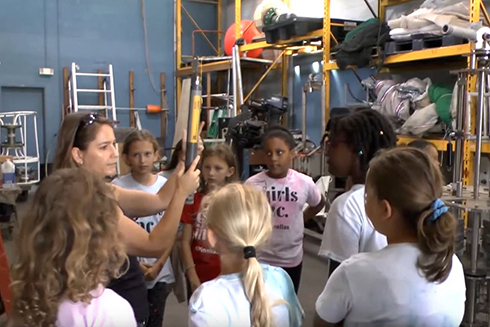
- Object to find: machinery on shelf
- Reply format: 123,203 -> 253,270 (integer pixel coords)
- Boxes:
0,111 -> 40,186
445,27 -> 490,327
253,0 -> 290,32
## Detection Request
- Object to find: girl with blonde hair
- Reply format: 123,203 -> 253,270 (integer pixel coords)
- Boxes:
188,183 -> 303,327
11,168 -> 136,327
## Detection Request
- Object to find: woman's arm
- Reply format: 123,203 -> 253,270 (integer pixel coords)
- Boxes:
113,164 -> 181,218
118,159 -> 200,257
114,124 -> 205,218
181,223 -> 201,292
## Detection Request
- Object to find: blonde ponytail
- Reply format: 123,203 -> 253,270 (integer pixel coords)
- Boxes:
244,257 -> 274,327
203,183 -> 274,327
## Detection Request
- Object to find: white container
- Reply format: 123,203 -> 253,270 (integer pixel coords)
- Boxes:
2,159 -> 16,188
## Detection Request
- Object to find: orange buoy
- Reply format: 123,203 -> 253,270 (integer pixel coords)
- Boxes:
224,20 -> 263,58
146,104 -> 161,113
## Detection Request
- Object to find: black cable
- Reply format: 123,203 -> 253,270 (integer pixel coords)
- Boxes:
347,83 -> 366,103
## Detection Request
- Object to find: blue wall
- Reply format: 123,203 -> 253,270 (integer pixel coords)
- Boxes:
292,53 -> 376,145
0,0 -> 216,163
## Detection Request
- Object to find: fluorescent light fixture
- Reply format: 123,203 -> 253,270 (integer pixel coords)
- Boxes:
294,65 -> 300,75
312,61 -> 320,73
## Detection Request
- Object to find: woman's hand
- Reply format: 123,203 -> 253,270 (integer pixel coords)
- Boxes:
176,156 -> 201,197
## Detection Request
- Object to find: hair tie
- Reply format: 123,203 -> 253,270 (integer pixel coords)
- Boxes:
244,246 -> 256,260
429,198 -> 448,222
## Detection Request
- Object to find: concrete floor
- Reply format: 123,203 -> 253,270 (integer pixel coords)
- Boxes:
0,196 -> 329,327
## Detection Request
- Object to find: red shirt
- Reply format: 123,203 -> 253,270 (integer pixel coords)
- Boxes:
181,192 -> 221,283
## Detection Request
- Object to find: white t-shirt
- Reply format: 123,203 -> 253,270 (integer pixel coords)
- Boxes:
189,264 -> 304,327
57,285 -> 136,327
246,170 -> 322,267
112,174 -> 175,288
316,243 -> 466,327
319,184 -> 387,263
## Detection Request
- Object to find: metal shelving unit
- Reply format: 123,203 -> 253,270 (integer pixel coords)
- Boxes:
175,0 -> 488,186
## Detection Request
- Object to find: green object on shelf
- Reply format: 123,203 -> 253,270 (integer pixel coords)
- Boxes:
428,85 -> 453,126
207,108 -> 227,139
344,18 -> 379,42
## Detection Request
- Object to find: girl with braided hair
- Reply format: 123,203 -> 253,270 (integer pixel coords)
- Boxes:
315,147 -> 465,326
319,109 -> 397,276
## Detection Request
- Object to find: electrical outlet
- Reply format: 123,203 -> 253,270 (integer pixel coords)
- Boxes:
39,68 -> 54,76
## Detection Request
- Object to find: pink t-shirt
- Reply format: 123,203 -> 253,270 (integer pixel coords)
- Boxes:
57,285 -> 137,327
246,169 -> 322,267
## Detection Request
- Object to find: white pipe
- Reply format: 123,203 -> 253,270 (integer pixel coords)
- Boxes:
442,25 -> 477,40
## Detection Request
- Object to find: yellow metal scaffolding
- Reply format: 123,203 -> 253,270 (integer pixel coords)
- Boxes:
175,0 -> 486,182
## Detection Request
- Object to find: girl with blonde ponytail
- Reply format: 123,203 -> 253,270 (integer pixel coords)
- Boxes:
188,184 -> 303,327
315,147 -> 466,327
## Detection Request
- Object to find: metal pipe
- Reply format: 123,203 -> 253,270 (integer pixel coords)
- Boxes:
474,69 -> 486,199
287,54 -> 294,129
226,68 -> 231,113
71,62 -> 79,112
464,276 -> 477,325
321,79 -> 326,175
302,85 -> 307,150
191,30 -> 224,57
183,0 -> 218,4
481,2 -> 490,26
232,47 -> 238,117
471,212 -> 481,273
243,51 -> 284,103
182,5 -> 219,54
454,73 -> 467,197
235,46 -> 244,107
485,73 -> 490,137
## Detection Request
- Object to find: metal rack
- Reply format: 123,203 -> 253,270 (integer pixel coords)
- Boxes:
174,0 -> 488,183
0,111 -> 40,185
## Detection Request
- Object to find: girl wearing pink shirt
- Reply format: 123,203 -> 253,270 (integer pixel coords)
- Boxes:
246,126 -> 326,293
10,168 -> 136,327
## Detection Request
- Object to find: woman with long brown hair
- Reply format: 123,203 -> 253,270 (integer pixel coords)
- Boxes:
52,112 -> 201,325
315,147 -> 466,327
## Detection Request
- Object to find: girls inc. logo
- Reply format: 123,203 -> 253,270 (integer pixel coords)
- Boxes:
266,186 -> 298,218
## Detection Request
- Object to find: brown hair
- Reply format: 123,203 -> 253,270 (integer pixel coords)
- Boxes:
199,143 -> 239,193
10,168 -> 127,327
407,139 -> 438,152
202,184 -> 274,327
122,129 -> 160,156
53,112 -> 113,170
368,147 -> 457,283
165,139 -> 184,171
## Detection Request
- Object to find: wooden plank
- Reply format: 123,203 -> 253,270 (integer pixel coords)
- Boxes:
62,67 -> 70,118
97,69 -> 105,117
129,71 -> 135,128
173,78 -> 191,148
176,61 -> 232,77
160,73 -> 168,143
